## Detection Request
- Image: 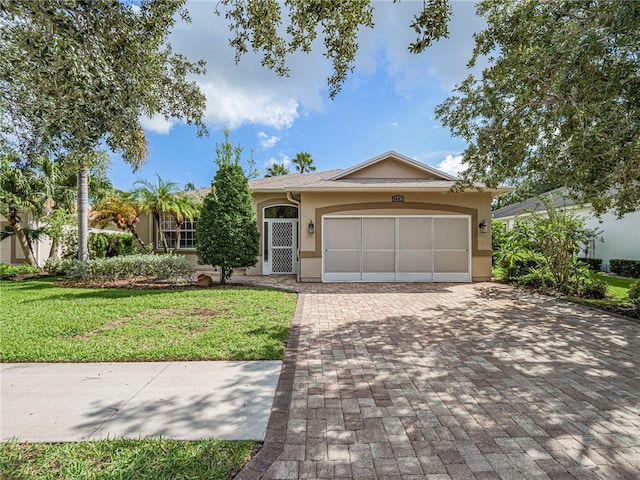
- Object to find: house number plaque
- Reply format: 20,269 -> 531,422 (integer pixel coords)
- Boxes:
391,195 -> 405,203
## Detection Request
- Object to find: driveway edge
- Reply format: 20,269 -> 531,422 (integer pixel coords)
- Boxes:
234,294 -> 304,479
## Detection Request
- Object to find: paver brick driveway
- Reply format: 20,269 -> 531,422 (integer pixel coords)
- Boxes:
237,281 -> 640,480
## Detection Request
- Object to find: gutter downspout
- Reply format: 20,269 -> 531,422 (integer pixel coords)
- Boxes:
286,191 -> 301,282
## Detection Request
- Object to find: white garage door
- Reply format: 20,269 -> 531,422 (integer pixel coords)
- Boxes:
323,216 -> 471,282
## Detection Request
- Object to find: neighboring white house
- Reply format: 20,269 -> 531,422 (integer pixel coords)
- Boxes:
492,188 -> 640,272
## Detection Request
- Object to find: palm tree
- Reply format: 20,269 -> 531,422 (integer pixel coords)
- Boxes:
133,174 -> 182,253
90,195 -> 146,249
168,195 -> 200,250
265,162 -> 290,177
292,152 -> 316,173
0,154 -> 50,268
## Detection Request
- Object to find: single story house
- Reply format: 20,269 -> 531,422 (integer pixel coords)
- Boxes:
492,187 -> 640,271
140,151 -> 510,282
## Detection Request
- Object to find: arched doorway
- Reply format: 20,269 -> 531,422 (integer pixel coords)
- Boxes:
263,205 -> 299,274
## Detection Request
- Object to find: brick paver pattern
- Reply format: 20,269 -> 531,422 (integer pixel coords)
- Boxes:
237,281 -> 640,480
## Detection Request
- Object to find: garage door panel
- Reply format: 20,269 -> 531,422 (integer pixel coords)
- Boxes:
363,250 -> 395,273
399,218 -> 432,249
325,218 -> 360,249
325,250 -> 361,273
434,251 -> 469,273
434,217 -> 468,250
363,218 -> 394,249
398,250 -> 432,273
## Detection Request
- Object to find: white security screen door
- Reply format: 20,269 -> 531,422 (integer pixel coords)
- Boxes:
263,219 -> 298,274
323,215 -> 471,282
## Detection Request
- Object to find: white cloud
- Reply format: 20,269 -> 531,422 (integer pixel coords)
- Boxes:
265,154 -> 291,168
140,114 -> 174,135
354,2 -> 485,93
390,122 -> 398,128
151,1 -> 484,130
257,132 -> 281,149
437,154 -> 467,177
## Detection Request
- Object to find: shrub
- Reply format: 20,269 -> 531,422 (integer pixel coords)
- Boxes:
88,232 -> 138,258
67,254 -> 194,283
0,263 -> 38,280
629,280 -> 640,308
44,258 -> 78,277
573,277 -> 607,299
577,257 -> 602,271
516,270 -> 556,289
609,259 -> 640,278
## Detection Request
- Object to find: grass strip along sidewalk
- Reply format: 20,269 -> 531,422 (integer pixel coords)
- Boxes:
0,278 -> 297,479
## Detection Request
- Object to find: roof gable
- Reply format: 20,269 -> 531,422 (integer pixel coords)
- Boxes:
326,151 -> 457,181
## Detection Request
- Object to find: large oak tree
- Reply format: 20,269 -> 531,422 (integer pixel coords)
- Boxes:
436,0 -> 640,216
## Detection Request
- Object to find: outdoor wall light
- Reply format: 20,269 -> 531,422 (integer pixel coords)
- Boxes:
479,219 -> 488,233
308,220 -> 315,234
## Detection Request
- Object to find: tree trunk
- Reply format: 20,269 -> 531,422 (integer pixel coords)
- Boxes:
155,212 -> 168,253
9,212 -> 40,268
77,164 -> 89,263
48,237 -> 58,260
219,267 -> 226,285
129,224 -> 146,250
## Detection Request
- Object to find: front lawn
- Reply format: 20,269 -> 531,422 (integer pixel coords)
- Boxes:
563,273 -> 639,319
0,278 -> 296,362
0,439 -> 256,480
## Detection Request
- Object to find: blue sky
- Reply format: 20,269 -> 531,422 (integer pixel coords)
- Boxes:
109,1 -> 485,191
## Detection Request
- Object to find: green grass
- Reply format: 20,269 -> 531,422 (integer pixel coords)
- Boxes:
596,274 -> 636,301
0,278 -> 296,362
0,439 -> 256,480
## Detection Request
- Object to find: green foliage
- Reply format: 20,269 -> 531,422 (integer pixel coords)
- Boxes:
0,278 -> 296,362
1,0 -> 206,163
516,270 -> 556,290
66,254 -> 194,284
265,162 -> 290,177
88,233 -> 138,259
0,263 -> 38,280
196,138 -> 260,284
436,0 -> 640,216
609,259 -> 640,278
217,0 -> 451,98
628,280 -> 640,308
0,439 -> 257,480
0,153 -> 51,266
43,257 -> 77,277
494,198 -> 600,295
292,151 -> 316,173
491,219 -> 507,266
577,258 -> 603,272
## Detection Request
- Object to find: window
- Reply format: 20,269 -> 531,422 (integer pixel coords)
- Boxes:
156,214 -> 198,249
264,205 -> 298,219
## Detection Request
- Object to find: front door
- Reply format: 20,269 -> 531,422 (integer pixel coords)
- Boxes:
263,219 -> 298,274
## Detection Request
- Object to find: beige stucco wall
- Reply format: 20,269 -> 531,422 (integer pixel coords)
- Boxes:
343,158 -> 440,179
138,189 -> 494,282
297,190 -> 493,282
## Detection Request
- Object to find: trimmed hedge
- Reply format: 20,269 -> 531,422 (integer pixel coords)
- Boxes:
67,254 -> 194,283
609,259 -> 640,278
577,257 -> 602,271
0,263 -> 38,280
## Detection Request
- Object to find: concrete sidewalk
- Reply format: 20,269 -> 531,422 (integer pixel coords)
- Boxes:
1,361 -> 281,442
